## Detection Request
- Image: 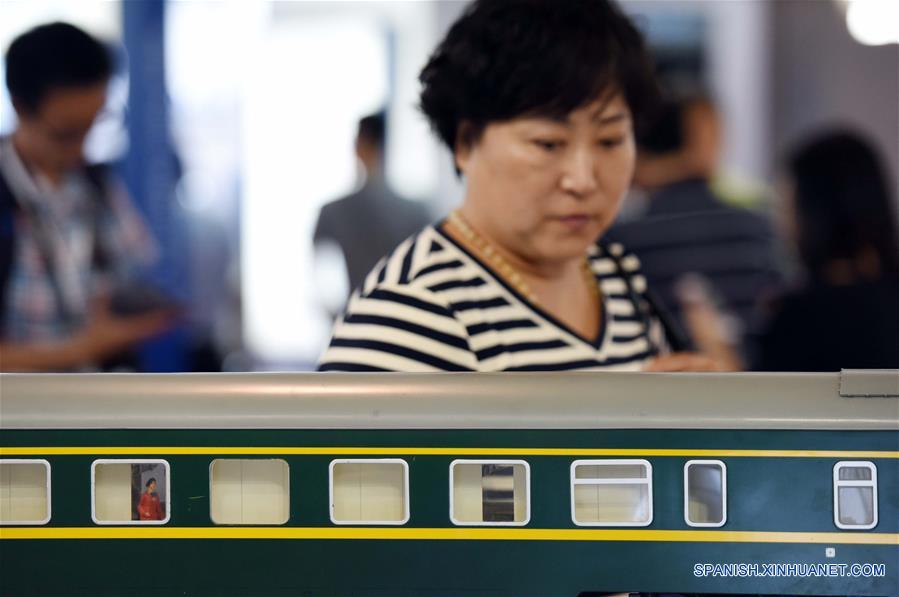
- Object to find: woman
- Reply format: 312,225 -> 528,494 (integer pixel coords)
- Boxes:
319,0 -> 720,372
137,477 -> 164,521
754,130 -> 899,371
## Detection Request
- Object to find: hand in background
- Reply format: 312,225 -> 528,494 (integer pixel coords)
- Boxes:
0,298 -> 179,372
643,351 -> 731,372
73,297 -> 178,363
643,274 -> 744,372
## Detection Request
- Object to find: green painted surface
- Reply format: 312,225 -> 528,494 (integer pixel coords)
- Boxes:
1,540 -> 896,596
1,428 -> 898,595
3,427 -> 899,450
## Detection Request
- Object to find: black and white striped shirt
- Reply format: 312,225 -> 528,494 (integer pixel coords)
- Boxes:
318,223 -> 662,372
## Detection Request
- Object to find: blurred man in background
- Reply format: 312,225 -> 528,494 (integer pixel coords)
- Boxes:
313,112 -> 430,305
0,22 -> 174,371
606,93 -> 781,358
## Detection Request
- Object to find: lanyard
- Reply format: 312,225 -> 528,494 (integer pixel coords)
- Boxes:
604,247 -> 693,354
0,149 -> 95,329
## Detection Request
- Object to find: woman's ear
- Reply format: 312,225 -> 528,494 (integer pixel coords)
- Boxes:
454,121 -> 475,175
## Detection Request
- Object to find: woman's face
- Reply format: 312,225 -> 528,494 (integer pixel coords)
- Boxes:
455,93 -> 635,266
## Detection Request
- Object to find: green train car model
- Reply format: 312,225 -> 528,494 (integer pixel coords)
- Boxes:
1,371 -> 897,596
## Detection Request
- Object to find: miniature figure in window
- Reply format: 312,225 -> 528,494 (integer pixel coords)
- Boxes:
137,477 -> 163,521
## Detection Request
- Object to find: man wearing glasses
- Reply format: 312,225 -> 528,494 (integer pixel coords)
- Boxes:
0,22 -> 174,371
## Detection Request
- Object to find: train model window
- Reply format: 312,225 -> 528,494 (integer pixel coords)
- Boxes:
833,461 -> 878,530
450,460 -> 530,526
210,459 -> 290,525
91,460 -> 170,525
329,459 -> 409,525
0,459 -> 51,525
684,460 -> 726,527
570,459 -> 652,527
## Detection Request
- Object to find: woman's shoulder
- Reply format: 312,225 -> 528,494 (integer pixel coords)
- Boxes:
355,221 -> 473,299
593,239 -> 641,262
759,276 -> 899,341
775,275 -> 899,307
589,240 -> 646,283
319,222 -> 480,373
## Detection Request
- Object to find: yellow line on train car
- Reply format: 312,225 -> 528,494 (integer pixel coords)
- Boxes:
1,447 -> 898,458
1,527 -> 897,545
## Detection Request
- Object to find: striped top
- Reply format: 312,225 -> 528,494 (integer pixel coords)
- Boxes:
318,223 -> 663,372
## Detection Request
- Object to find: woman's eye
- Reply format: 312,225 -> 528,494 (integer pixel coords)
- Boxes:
599,137 -> 625,149
533,139 -> 563,151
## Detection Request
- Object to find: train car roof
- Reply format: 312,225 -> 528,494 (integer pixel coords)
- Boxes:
1,370 -> 897,430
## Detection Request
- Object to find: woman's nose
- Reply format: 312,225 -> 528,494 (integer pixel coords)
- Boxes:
559,147 -> 598,197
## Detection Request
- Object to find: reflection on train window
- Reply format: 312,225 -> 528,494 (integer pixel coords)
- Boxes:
570,459 -> 652,527
450,460 -> 530,526
210,459 -> 290,525
833,461 -> 878,530
91,460 -> 170,525
684,460 -> 726,527
329,459 -> 409,525
0,459 -> 51,525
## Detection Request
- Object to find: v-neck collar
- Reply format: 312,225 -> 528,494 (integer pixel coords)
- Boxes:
434,220 -> 608,350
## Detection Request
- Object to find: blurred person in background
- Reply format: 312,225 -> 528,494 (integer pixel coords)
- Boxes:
605,93 -> 781,359
313,112 -> 431,307
318,0 -> 729,373
0,22 -> 175,371
753,129 -> 899,371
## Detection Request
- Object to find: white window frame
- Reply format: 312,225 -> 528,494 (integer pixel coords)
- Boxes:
208,458 -> 290,525
833,461 -> 878,530
0,459 -> 52,525
90,459 -> 171,525
684,459 -> 727,528
328,458 -> 409,526
449,459 -> 531,527
570,459 -> 653,527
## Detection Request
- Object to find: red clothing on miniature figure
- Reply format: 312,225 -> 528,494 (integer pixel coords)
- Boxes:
138,480 -> 164,520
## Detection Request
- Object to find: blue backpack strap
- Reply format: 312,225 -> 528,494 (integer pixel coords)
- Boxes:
0,169 -> 20,335
83,163 -> 112,272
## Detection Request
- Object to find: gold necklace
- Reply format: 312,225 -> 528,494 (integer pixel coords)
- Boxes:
447,210 -> 600,307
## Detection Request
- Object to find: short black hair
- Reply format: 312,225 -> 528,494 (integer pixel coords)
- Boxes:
635,100 -> 683,154
145,477 -> 157,488
5,22 -> 112,114
357,111 -> 386,154
419,0 -> 658,154
787,129 -> 899,277
637,91 -> 715,155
